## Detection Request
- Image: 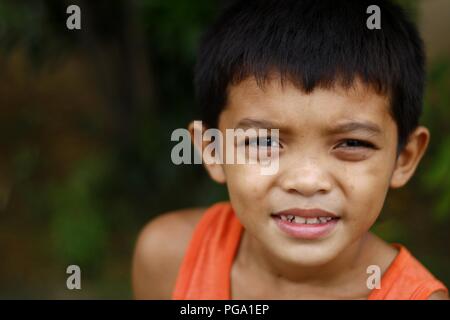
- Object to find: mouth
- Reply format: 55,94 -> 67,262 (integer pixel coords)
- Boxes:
270,208 -> 340,240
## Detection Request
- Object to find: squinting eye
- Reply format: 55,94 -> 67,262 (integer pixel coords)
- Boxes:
337,139 -> 375,149
246,137 -> 280,148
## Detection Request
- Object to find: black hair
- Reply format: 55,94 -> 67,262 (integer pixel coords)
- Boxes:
194,0 -> 425,151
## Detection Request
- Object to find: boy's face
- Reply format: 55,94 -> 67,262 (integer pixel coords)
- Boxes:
195,75 -> 429,267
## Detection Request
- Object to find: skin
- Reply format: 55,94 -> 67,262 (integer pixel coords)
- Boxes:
132,75 -> 447,299
132,208 -> 205,299
194,75 -> 431,298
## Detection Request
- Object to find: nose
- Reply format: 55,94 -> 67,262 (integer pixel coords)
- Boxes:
278,155 -> 332,197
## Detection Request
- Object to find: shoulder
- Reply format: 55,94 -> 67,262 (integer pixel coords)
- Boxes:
367,234 -> 449,300
428,290 -> 449,300
132,207 -> 206,299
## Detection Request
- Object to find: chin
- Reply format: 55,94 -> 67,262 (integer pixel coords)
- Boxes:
284,243 -> 343,267
262,232 -> 348,268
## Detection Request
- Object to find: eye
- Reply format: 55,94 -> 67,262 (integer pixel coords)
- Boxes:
245,136 -> 281,148
336,139 -> 375,149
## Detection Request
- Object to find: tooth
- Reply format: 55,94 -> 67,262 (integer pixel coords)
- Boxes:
280,215 -> 287,221
287,215 -> 294,221
319,217 -> 327,223
306,217 -> 319,224
294,216 -> 306,224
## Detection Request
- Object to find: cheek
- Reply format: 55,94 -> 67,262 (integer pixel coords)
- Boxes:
341,158 -> 394,228
224,164 -> 275,224
225,164 -> 273,201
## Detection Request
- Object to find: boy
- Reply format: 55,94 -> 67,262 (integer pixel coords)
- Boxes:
132,0 -> 449,299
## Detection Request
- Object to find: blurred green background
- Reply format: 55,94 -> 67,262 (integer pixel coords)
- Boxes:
0,0 -> 448,299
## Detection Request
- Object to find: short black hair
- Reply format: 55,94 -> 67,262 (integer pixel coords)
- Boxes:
194,0 -> 425,150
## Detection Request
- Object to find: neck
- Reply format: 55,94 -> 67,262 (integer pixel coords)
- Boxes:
239,230 -> 373,289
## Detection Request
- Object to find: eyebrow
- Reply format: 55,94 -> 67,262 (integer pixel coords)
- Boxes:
328,121 -> 382,135
234,118 -> 282,130
234,118 -> 382,136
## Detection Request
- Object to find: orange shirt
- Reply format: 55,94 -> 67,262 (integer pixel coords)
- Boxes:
172,202 -> 448,300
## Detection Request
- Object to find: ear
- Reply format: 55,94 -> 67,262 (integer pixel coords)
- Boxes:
390,126 -> 430,188
188,121 -> 227,184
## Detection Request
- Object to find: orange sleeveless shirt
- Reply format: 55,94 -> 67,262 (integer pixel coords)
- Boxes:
172,202 -> 448,300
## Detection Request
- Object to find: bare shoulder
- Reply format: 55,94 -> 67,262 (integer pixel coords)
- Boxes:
132,207 -> 206,299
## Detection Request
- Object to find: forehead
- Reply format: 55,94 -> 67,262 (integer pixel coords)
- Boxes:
219,76 -> 393,131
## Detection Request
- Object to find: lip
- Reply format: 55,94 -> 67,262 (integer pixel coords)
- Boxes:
271,208 -> 340,240
273,208 -> 339,218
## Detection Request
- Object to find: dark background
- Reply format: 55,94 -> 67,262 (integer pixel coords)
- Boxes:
0,0 -> 449,298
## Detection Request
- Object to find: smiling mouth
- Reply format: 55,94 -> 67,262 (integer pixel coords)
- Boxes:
270,208 -> 340,239
271,214 -> 339,225
271,208 -> 340,224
